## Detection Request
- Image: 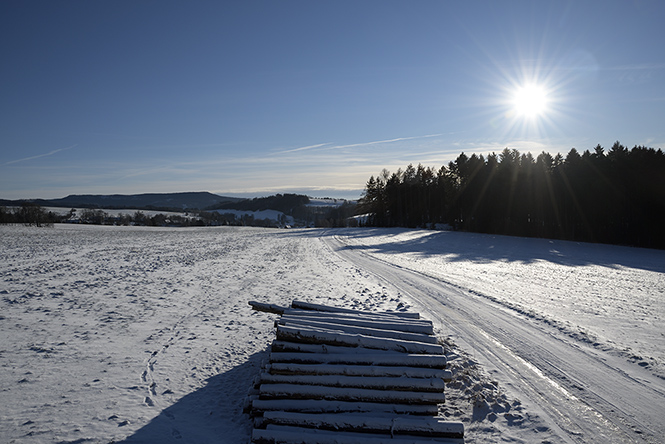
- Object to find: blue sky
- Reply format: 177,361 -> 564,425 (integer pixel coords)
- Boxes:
2,0 -> 664,200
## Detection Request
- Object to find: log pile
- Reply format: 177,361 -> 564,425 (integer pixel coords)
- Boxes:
247,300 -> 464,444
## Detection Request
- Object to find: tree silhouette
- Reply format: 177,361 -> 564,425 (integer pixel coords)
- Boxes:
358,142 -> 665,248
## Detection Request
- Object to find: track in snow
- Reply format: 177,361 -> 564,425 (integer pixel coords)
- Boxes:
323,233 -> 665,444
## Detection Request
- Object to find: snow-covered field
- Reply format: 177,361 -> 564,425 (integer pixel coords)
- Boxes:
1,225 -> 663,443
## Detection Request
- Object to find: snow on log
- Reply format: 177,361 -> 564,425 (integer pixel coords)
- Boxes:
268,351 -> 448,369
280,312 -> 434,335
249,399 -> 439,416
257,411 -> 465,439
283,309 -> 433,326
276,324 -> 444,355
258,383 -> 446,405
271,340 -> 390,354
252,426 -> 464,444
248,300 -> 462,442
291,300 -> 421,319
259,373 -> 446,392
266,362 -> 452,381
277,318 -> 439,344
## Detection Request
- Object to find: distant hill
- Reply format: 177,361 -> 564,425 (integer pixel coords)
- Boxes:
212,193 -> 310,214
2,192 -> 243,211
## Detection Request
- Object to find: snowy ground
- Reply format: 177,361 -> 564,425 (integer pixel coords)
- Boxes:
1,225 -> 663,443
335,228 -> 665,378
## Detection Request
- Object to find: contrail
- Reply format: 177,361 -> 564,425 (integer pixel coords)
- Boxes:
326,134 -> 443,150
275,143 -> 330,155
4,144 -> 78,166
276,134 -> 442,155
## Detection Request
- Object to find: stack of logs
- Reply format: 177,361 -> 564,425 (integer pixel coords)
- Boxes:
247,300 -> 464,444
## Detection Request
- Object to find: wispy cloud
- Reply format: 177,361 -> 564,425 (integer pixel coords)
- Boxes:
4,144 -> 77,166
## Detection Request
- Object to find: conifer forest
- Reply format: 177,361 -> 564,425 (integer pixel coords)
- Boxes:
357,142 -> 665,249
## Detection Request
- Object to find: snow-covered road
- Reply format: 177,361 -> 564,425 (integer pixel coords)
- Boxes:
324,229 -> 665,444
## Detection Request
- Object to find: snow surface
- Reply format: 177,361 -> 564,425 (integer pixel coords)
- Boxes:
336,228 -> 665,377
1,225 -> 663,443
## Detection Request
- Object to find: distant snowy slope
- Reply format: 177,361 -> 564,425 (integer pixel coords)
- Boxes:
212,208 -> 293,224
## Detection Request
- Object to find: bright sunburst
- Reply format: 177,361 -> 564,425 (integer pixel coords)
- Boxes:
513,83 -> 549,118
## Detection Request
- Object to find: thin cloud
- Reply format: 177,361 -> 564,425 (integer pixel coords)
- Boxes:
4,144 -> 77,166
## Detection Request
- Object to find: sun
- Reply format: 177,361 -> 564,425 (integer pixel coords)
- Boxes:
512,83 -> 549,118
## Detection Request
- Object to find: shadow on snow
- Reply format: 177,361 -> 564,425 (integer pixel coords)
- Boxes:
295,227 -> 664,273
112,349 -> 268,444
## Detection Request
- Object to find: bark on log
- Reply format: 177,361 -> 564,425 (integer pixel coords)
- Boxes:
258,383 -> 446,405
291,300 -> 420,319
276,325 -> 444,355
257,412 -> 464,439
259,373 -> 446,392
269,350 -> 447,369
266,362 -> 452,381
249,399 -> 439,416
277,318 -> 438,344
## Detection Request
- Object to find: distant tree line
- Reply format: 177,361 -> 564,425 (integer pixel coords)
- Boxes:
0,203 -> 57,227
2,195 -> 360,229
210,193 -> 358,227
357,142 -> 665,249
0,205 -> 208,227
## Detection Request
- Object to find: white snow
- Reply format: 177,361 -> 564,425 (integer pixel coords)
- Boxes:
1,224 -> 663,443
336,228 -> 665,376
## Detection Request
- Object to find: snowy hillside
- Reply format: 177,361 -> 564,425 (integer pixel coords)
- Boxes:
1,225 -> 663,443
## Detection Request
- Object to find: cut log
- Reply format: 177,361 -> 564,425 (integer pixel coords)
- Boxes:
249,399 -> 439,416
283,309 -> 434,326
271,340 -> 390,354
257,412 -> 464,439
276,325 -> 444,355
258,383 -> 446,405
259,373 -> 446,392
280,313 -> 434,335
252,426 -> 464,444
269,350 -> 447,369
277,318 -> 438,344
266,362 -> 452,381
249,301 -> 288,315
291,300 -> 420,319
